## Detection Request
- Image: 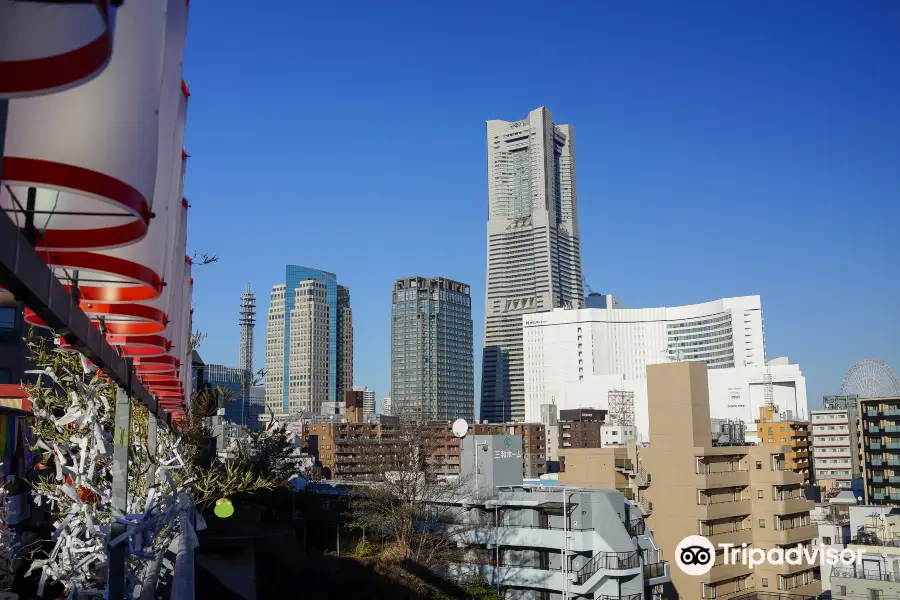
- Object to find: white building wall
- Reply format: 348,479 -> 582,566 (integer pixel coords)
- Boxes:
523,296 -> 805,442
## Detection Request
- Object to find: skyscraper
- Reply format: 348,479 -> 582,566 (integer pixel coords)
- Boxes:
337,285 -> 353,404
264,265 -> 352,415
391,277 -> 474,422
481,106 -> 584,423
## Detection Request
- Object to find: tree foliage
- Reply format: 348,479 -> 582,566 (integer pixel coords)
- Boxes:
343,421 -> 473,568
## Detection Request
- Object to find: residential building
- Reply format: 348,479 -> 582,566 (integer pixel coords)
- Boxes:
558,443 -> 652,517
757,405 -> 812,485
391,276 -> 474,422
811,395 -> 861,489
264,265 -> 352,416
641,361 -> 820,599
380,396 -> 391,417
353,385 -> 375,421
344,389 -> 365,423
859,396 -> 900,505
481,106 -> 585,424
522,296 -> 810,442
810,492 -> 854,593
451,485 -> 670,600
539,404 -> 560,471
248,385 -> 265,429
558,408 -> 606,450
831,505 -> 900,600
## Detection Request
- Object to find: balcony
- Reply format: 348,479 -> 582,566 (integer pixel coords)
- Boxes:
643,561 -> 670,586
699,471 -> 749,488
772,497 -> 813,515
614,458 -> 634,473
572,550 -> 641,585
707,528 -> 753,546
832,567 -> 900,582
869,441 -> 883,450
707,560 -> 752,582
770,525 -> 818,544
702,500 -> 752,520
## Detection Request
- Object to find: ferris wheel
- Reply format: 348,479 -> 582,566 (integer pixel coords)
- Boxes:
840,359 -> 900,398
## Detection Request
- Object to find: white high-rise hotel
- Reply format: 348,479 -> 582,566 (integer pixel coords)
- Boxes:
481,107 -> 585,423
523,295 -> 810,441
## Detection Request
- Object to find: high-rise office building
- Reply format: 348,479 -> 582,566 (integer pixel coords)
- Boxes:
353,385 -> 375,420
391,276 -> 474,422
337,285 -> 353,406
481,106 -> 584,423
265,265 -> 353,416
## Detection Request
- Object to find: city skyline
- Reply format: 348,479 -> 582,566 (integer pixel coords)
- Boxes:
183,2 -> 899,414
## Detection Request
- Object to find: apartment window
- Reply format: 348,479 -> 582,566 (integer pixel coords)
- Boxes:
758,490 -> 764,499
769,438 -> 774,443
835,585 -> 846,595
759,519 -> 765,528
761,578 -> 768,588
823,537 -> 832,545
868,590 -> 883,600
756,461 -> 762,470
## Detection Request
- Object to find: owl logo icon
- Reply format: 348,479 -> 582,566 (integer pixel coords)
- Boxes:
675,535 -> 716,576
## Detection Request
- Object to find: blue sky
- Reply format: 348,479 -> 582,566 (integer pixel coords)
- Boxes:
183,1 -> 900,413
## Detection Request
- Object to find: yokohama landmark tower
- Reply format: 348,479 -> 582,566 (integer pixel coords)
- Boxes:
481,107 -> 585,422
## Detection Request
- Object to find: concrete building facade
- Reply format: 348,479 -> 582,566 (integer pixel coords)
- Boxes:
757,405 -> 812,486
859,396 -> 900,505
640,362 -> 820,599
481,107 -> 585,424
522,296 -> 810,443
811,395 -> 861,489
391,276 -> 474,422
264,265 -> 352,416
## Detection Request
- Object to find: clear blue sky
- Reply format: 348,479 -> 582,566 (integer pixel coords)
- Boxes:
183,1 -> 900,414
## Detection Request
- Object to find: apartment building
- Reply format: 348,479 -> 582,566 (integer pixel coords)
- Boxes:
558,443 -> 653,518
559,408 -> 606,449
757,405 -> 812,485
301,420 -> 547,480
859,396 -> 900,505
831,505 -> 900,599
811,395 -> 861,489
641,361 -> 820,599
452,486 -> 670,600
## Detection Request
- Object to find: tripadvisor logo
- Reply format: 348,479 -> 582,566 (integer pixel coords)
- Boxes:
675,535 -> 863,576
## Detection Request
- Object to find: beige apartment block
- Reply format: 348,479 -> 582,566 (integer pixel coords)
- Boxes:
640,361 -> 820,599
559,443 -> 653,516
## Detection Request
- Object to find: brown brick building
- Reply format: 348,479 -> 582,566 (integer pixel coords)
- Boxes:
559,408 -> 606,450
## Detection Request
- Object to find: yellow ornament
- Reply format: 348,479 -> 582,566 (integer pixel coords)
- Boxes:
214,497 -> 234,518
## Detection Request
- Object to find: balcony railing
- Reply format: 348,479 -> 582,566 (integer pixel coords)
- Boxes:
625,518 -> 646,537
595,595 -> 641,600
573,550 -> 641,585
832,567 -> 900,582
849,535 -> 900,548
643,561 -> 668,579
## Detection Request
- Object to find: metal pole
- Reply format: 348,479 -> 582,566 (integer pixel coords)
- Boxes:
494,504 -> 499,593
108,385 -> 132,600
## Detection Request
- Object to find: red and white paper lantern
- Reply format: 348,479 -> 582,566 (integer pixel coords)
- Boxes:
0,0 -> 166,250
0,1 -> 116,97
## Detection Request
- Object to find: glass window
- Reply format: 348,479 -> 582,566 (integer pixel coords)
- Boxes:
759,519 -> 765,528
0,307 -> 14,330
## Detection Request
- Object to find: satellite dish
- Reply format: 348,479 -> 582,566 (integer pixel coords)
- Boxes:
452,419 -> 469,438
